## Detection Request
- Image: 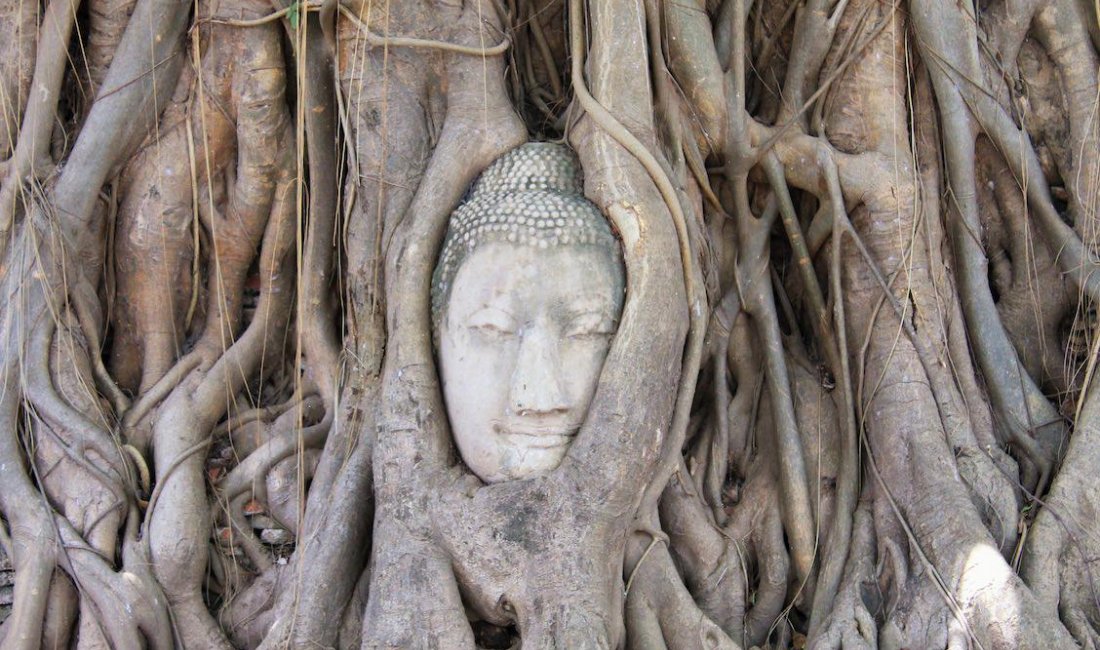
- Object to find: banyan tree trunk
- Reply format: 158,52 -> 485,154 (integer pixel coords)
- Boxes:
2,0 -> 1100,649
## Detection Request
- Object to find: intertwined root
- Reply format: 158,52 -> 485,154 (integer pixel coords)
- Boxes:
113,2 -> 292,396
0,0 -> 300,645
4,0 -> 1100,647
812,501 -> 878,650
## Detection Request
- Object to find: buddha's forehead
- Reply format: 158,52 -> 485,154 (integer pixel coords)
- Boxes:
446,243 -> 623,318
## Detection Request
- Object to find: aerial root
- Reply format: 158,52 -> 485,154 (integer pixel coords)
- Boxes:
337,4 -> 511,56
24,318 -> 131,503
219,408 -> 330,502
626,532 -> 742,650
734,194 -> 816,588
808,500 -> 878,650
69,276 -> 130,415
659,466 -> 748,642
2,528 -> 53,650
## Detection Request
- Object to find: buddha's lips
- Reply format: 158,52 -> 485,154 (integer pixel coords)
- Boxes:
494,421 -> 580,448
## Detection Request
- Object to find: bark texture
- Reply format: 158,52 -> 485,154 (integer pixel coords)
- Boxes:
1,0 -> 1100,648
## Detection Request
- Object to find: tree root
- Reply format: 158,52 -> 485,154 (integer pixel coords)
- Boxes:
142,30 -> 298,638
809,497 -> 878,650
1022,376 -> 1100,647
625,532 -> 741,650
0,0 -> 81,241
0,0 -> 37,162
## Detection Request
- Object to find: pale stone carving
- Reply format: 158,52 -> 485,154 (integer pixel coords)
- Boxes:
432,143 -> 625,482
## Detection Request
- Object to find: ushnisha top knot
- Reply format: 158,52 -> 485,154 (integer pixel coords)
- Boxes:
469,142 -> 584,195
431,143 -> 622,327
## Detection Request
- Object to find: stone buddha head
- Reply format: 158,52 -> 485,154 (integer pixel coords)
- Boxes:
432,143 -> 626,483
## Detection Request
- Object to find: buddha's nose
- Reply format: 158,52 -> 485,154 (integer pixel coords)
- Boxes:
509,326 -> 569,417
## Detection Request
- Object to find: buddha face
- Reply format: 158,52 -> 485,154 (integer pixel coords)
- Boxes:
438,241 -> 624,483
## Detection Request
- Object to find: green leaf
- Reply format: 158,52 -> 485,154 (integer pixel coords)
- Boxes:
288,1 -> 300,29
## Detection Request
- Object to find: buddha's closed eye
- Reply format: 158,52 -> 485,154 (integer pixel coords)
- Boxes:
467,307 -> 518,338
565,312 -> 617,339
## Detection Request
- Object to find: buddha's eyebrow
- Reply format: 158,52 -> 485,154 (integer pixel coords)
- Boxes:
563,296 -> 617,317
472,302 -> 516,318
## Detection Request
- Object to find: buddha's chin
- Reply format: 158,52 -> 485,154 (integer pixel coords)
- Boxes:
478,440 -> 571,483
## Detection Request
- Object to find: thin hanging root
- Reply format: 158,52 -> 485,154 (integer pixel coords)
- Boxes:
735,195 -> 817,586
123,444 -> 151,495
184,108 -> 202,333
762,155 -> 832,342
684,136 -> 726,217
625,534 -> 666,599
201,1 -> 323,27
70,279 -> 130,415
337,4 -> 510,56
